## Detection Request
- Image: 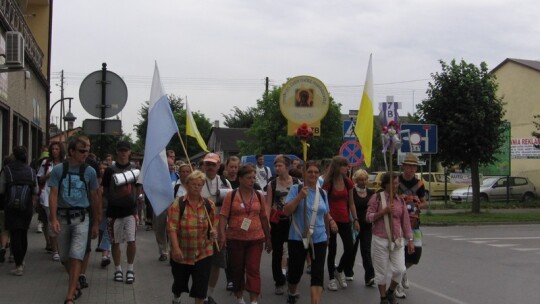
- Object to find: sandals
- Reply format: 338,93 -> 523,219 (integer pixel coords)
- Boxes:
125,270 -> 135,284
73,288 -> 82,300
113,270 -> 123,282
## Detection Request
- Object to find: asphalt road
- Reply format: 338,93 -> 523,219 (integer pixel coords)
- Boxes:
2,219 -> 539,303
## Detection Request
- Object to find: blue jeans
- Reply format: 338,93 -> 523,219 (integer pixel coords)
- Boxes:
98,217 -> 111,251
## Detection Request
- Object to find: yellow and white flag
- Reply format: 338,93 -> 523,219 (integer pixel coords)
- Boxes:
186,101 -> 209,152
354,54 -> 374,167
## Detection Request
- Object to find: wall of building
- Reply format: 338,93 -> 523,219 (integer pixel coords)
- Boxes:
494,61 -> 540,189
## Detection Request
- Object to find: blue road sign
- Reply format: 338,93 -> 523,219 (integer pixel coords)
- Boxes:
343,120 -> 355,140
400,124 -> 438,154
339,140 -> 364,166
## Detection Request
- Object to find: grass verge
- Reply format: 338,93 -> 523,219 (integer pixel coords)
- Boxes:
422,211 -> 540,225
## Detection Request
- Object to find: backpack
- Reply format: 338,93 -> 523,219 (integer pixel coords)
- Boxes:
58,161 -> 90,207
270,177 -> 300,205
3,165 -> 36,211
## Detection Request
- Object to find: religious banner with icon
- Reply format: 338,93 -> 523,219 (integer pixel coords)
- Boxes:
279,75 -> 330,136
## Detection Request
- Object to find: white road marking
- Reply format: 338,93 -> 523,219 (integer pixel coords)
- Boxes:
512,248 -> 540,251
453,237 -> 540,241
467,241 -> 493,244
436,235 -> 464,239
488,244 -> 516,247
410,282 -> 469,304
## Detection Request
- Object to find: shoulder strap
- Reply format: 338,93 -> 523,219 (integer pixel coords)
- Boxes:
264,166 -> 269,181
230,188 -> 238,204
219,175 -> 229,188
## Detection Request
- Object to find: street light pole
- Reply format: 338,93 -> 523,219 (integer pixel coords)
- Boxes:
47,97 -> 74,143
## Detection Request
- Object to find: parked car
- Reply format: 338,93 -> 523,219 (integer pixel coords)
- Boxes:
450,176 -> 537,203
416,172 -> 463,199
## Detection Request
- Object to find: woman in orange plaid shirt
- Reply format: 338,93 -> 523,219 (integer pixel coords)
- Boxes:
168,170 -> 219,304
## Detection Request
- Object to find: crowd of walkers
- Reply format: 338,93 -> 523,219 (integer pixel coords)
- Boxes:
0,139 -> 427,304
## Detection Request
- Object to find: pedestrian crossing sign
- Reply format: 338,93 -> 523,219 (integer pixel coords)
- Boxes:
343,120 -> 355,140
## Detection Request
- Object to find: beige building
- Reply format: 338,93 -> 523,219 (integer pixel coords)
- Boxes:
0,0 -> 51,164
492,58 -> 540,188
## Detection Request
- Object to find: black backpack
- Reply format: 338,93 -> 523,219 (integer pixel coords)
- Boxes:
3,164 -> 36,211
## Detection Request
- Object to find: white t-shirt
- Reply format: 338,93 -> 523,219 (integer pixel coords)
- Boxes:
36,159 -> 61,207
256,165 -> 272,189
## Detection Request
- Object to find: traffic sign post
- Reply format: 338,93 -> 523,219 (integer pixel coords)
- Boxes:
400,123 -> 438,154
343,120 -> 355,140
339,140 -> 364,167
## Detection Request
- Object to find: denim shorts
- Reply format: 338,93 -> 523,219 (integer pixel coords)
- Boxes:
57,215 -> 89,262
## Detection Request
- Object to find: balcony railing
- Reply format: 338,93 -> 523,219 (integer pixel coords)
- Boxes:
0,0 -> 44,71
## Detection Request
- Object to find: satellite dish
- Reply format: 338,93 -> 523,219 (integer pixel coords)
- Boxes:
79,69 -> 128,118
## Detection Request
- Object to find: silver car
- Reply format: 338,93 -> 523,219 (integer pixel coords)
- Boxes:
450,176 -> 537,203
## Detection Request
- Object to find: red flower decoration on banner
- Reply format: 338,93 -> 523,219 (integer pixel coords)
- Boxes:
295,123 -> 313,140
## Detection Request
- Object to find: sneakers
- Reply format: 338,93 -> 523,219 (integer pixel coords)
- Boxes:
10,265 -> 24,276
394,285 -> 407,299
36,222 -> 43,233
159,254 -> 168,262
334,270 -> 348,288
79,275 -> 89,289
226,281 -> 234,291
101,256 -> 111,267
366,278 -> 375,286
237,297 -> 245,304
52,252 -> 60,261
275,284 -> 285,295
204,296 -> 217,304
286,294 -> 299,304
172,295 -> 181,304
327,279 -> 338,291
401,273 -> 409,289
386,289 -> 399,304
345,275 -> 354,281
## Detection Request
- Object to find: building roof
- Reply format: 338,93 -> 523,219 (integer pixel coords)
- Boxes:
207,127 -> 249,153
492,58 -> 540,74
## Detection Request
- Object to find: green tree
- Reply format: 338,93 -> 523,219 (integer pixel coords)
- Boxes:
533,114 -> 540,149
223,106 -> 257,128
238,86 -> 343,160
416,59 -> 505,213
134,94 -> 212,160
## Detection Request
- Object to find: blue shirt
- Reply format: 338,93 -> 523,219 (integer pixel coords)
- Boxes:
284,184 -> 329,243
48,163 -> 98,209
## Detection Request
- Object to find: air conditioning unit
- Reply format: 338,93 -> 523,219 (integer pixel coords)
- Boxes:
6,31 -> 24,67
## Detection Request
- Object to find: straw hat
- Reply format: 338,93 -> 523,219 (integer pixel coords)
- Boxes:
402,153 -> 419,166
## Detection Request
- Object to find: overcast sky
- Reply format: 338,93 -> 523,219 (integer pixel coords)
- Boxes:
50,0 -> 540,139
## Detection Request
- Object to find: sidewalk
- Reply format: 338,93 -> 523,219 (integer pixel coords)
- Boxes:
0,216 -> 168,304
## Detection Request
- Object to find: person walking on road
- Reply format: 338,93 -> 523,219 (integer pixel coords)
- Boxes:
219,163 -> 271,304
168,170 -> 218,304
265,155 -> 299,295
348,169 -> 376,285
321,156 -> 360,291
395,153 -> 427,299
102,141 -> 141,285
0,146 -> 39,276
283,161 -> 334,304
49,136 -> 100,304
367,172 -> 414,304
36,141 -> 66,262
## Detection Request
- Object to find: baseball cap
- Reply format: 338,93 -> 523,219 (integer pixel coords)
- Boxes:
203,152 -> 220,164
116,141 -> 131,150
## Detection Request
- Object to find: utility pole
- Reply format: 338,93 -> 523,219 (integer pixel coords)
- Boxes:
265,77 -> 269,97
60,70 -> 65,132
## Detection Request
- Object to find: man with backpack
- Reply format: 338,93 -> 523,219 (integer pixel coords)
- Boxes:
201,152 -> 232,304
49,136 -> 100,303
0,146 -> 39,276
255,154 -> 272,191
102,141 -> 142,285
